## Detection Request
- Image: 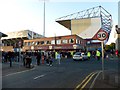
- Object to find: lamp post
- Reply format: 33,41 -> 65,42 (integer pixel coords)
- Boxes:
43,0 -> 45,37
39,0 -> 47,37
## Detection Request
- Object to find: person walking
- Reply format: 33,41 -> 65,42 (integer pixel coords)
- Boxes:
115,50 -> 119,57
23,52 -> 26,67
36,53 -> 41,66
96,50 -> 101,60
46,53 -> 50,65
87,51 -> 91,60
25,55 -> 32,68
8,51 -> 12,67
49,54 -> 53,66
57,52 -> 61,65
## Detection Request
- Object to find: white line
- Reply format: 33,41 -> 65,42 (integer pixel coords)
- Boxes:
3,68 -> 35,77
34,74 -> 46,80
89,71 -> 102,89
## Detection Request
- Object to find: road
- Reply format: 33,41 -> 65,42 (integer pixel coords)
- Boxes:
2,57 -> 118,89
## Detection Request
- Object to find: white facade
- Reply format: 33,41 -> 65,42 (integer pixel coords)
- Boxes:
71,18 -> 101,39
1,30 -> 43,40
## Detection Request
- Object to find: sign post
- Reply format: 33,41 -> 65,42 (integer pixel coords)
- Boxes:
96,30 -> 108,80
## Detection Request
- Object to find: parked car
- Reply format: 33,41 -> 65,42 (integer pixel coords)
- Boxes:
73,52 -> 88,61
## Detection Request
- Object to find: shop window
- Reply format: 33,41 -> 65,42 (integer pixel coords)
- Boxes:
62,39 -> 67,44
76,39 -> 79,44
28,42 -> 31,46
35,42 -> 38,45
46,41 -> 51,44
87,41 -> 90,44
51,40 -> 55,44
32,42 -> 35,45
69,39 -> 74,43
24,42 -> 27,46
40,41 -> 44,45
57,40 -> 61,44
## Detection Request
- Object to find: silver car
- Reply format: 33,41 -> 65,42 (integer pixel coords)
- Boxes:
73,52 -> 88,61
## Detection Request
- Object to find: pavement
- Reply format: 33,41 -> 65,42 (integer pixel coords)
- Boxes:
2,61 -> 34,76
92,56 -> 120,89
92,70 -> 120,89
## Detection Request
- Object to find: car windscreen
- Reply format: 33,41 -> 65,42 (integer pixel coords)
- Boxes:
74,52 -> 81,55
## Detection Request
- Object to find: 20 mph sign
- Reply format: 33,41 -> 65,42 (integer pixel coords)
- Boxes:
96,30 -> 108,41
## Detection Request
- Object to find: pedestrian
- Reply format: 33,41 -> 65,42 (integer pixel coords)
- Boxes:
87,51 -> 91,60
46,53 -> 50,65
57,52 -> 61,64
96,50 -> 101,60
115,50 -> 118,57
49,54 -> 53,66
92,51 -> 95,58
23,52 -> 26,66
36,53 -> 41,65
25,55 -> 32,68
8,51 -> 12,67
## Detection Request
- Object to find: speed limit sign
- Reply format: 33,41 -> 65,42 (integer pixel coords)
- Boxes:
96,30 -> 108,41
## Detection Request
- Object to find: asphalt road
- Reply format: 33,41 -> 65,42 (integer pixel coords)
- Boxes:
2,57 -> 118,89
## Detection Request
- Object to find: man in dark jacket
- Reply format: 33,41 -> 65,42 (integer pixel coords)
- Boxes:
36,53 -> 41,65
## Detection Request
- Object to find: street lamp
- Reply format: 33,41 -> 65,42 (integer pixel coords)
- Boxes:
43,0 -> 45,37
39,0 -> 48,37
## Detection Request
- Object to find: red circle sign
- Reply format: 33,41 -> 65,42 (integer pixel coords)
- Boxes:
96,30 -> 108,41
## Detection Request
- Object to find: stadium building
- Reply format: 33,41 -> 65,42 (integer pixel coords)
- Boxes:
56,6 -> 112,51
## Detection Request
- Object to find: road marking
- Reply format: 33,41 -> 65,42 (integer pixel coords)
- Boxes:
34,74 -> 46,80
75,71 -> 99,90
80,71 -> 98,90
75,72 -> 95,89
89,71 -> 102,89
3,67 -> 35,77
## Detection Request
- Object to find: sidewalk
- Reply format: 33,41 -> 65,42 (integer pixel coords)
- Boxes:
2,62 -> 34,76
91,55 -> 120,89
93,70 -> 120,89
108,54 -> 120,60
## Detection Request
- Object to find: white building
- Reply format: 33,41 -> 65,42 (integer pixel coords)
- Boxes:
1,30 -> 43,52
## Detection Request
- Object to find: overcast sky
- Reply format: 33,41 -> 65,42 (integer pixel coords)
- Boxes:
0,0 -> 119,44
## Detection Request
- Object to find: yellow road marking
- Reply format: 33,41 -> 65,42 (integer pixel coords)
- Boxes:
75,71 -> 99,90
80,71 -> 98,90
89,71 -> 102,89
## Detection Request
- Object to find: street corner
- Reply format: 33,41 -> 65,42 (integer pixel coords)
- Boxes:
92,70 -> 119,89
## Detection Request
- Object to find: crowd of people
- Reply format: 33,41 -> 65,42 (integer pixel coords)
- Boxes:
1,49 -> 119,68
1,51 -> 62,68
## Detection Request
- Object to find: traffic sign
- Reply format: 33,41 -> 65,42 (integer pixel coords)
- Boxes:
96,30 -> 108,41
